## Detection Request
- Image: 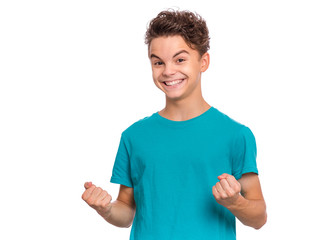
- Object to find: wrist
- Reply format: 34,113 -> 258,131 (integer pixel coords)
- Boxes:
225,194 -> 248,211
97,203 -> 113,219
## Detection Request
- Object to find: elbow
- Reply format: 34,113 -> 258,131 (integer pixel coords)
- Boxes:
123,223 -> 133,229
253,212 -> 267,230
254,201 -> 267,230
120,216 -> 134,228
123,209 -> 136,228
116,219 -> 134,228
124,217 -> 135,228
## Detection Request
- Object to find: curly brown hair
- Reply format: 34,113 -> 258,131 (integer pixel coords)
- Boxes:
145,9 -> 210,56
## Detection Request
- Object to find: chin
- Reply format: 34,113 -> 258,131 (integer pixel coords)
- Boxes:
165,92 -> 186,101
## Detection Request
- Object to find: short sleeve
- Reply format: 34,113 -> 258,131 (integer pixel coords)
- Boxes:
110,133 -> 133,188
231,126 -> 258,180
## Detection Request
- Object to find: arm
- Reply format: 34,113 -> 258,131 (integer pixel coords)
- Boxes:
82,182 -> 136,228
212,173 -> 267,229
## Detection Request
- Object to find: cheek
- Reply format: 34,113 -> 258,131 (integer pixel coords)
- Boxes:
151,70 -> 163,88
182,62 -> 200,76
182,68 -> 197,81
152,68 -> 162,79
176,65 -> 190,78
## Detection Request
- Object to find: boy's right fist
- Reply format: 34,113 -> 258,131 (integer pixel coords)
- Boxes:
82,182 -> 113,217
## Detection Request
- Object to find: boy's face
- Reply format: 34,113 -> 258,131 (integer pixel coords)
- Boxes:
149,36 -> 209,101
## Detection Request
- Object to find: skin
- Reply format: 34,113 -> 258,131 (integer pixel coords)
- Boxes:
213,173 -> 267,229
149,36 -> 211,121
82,35 -> 267,229
82,182 -> 135,228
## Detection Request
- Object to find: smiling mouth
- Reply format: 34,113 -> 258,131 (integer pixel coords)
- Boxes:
163,79 -> 185,86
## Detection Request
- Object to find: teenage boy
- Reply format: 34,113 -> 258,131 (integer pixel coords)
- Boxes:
82,9 -> 267,240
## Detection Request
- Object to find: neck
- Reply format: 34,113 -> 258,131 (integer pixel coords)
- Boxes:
160,94 -> 211,122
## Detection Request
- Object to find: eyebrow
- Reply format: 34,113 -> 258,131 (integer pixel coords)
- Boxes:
150,50 -> 190,60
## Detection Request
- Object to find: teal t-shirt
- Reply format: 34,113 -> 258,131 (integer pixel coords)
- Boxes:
111,106 -> 258,240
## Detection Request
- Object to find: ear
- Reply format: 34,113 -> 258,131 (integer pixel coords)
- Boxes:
200,52 -> 210,72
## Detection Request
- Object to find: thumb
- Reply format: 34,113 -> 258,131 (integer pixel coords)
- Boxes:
84,182 -> 95,189
217,173 -> 229,180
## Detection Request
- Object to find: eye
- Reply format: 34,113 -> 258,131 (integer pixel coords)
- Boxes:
154,61 -> 164,66
177,58 -> 185,63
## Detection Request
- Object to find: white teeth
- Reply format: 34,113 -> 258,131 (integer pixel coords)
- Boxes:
165,79 -> 183,86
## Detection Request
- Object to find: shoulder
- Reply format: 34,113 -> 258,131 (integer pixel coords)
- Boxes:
121,111 -> 157,138
211,107 -> 252,134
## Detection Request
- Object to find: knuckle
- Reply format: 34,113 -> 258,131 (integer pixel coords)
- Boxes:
86,199 -> 94,206
213,192 -> 219,199
219,193 -> 227,199
102,200 -> 110,208
212,187 -> 216,193
227,191 -> 234,198
212,188 -> 219,199
106,196 -> 111,202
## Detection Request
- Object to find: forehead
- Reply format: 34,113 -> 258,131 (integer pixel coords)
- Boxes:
149,36 -> 196,58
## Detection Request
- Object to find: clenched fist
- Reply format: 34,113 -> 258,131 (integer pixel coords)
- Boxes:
212,173 -> 242,208
82,182 -> 113,217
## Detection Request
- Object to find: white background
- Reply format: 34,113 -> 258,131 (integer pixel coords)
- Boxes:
1,0 -> 335,239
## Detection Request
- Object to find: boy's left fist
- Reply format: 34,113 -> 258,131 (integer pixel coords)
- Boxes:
212,173 -> 241,208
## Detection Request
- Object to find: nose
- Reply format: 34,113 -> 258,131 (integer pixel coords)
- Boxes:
162,63 -> 176,77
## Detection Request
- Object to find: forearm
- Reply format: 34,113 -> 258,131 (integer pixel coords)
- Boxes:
98,200 -> 136,228
225,195 -> 267,229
